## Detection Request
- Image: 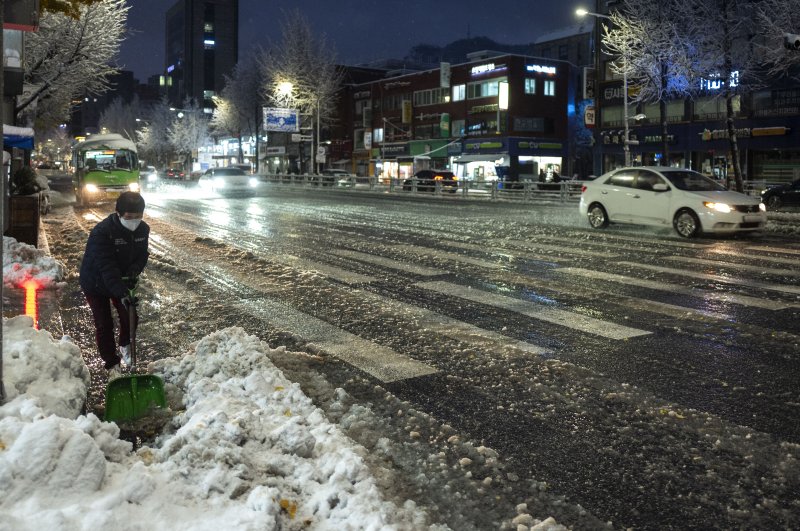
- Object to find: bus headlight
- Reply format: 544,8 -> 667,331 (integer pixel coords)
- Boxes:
85,184 -> 99,193
249,178 -> 258,187
128,182 -> 140,192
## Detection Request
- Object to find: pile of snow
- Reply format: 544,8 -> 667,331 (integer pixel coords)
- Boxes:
0,319 -> 440,530
3,235 -> 66,288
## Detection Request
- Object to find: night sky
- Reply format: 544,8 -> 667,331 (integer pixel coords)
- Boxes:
119,0 -> 587,81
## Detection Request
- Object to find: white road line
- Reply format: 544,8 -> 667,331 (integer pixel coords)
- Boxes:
356,291 -> 550,356
507,232 -> 710,250
664,256 -> 800,277
556,267 -> 793,310
331,249 -> 447,276
244,297 -> 438,383
279,254 -> 376,284
501,239 -> 619,258
392,244 -> 507,269
417,281 -> 651,340
708,248 -> 800,266
442,241 -> 571,263
745,245 -> 800,256
617,261 -> 800,295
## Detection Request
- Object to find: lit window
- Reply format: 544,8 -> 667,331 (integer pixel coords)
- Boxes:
204,22 -> 214,32
525,79 -> 536,95
373,128 -> 384,143
204,39 -> 215,49
452,84 -> 466,102
544,80 -> 555,96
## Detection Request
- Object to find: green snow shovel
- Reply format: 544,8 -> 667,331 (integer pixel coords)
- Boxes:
105,279 -> 167,423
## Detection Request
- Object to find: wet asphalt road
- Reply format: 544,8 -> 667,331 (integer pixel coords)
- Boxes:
48,184 -> 800,530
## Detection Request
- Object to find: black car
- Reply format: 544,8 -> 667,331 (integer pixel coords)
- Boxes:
761,179 -> 800,210
402,170 -> 458,193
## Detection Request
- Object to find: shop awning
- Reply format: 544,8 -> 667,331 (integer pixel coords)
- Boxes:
3,124 -> 35,150
453,154 -> 508,163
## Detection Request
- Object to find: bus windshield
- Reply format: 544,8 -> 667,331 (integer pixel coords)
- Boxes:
85,149 -> 137,172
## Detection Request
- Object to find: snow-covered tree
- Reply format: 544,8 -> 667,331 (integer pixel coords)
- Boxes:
687,0 -> 772,192
603,0 -> 698,163
756,0 -> 800,76
136,97 -> 175,170
262,10 -> 344,172
98,96 -> 143,142
36,126 -> 73,166
17,0 -> 128,129
168,99 -> 209,171
211,50 -> 267,163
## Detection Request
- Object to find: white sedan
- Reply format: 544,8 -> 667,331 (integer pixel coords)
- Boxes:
198,167 -> 261,194
578,167 -> 766,238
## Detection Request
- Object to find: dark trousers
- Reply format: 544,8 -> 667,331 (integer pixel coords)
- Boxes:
84,293 -> 136,369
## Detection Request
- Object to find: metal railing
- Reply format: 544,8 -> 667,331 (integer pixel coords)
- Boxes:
259,174 -> 584,203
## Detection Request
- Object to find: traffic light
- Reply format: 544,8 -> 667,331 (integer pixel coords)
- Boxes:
784,33 -> 800,50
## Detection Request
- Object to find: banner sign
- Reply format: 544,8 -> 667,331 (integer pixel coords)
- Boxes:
263,107 -> 299,132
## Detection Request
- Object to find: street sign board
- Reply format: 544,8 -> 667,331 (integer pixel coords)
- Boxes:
291,134 -> 313,142
263,107 -> 299,132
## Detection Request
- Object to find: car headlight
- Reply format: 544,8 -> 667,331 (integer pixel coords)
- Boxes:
703,201 -> 731,213
759,203 -> 766,212
85,184 -> 99,193
147,173 -> 158,182
214,177 -> 225,188
248,177 -> 258,187
128,182 -> 140,192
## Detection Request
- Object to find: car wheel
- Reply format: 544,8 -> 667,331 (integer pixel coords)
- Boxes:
673,209 -> 701,238
587,203 -> 609,229
766,195 -> 782,211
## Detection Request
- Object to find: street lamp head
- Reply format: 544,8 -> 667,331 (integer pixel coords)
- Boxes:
576,8 -> 588,16
277,81 -> 293,96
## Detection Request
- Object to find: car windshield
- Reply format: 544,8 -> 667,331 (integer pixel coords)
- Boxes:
662,171 -> 727,192
211,168 -> 246,176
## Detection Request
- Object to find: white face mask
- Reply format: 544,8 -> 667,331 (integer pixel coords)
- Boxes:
119,217 -> 142,232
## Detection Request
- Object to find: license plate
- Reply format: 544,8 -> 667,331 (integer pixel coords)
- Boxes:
106,191 -> 121,199
743,215 -> 762,222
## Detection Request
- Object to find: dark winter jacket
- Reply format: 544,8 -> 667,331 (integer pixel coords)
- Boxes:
79,213 -> 149,299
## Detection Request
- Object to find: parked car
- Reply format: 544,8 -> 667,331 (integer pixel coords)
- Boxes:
402,170 -> 458,193
579,167 -> 766,238
165,168 -> 186,180
319,169 -> 357,187
761,178 -> 800,210
197,167 -> 261,194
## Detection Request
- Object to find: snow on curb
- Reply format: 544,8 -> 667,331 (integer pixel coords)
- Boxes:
3,235 -> 66,288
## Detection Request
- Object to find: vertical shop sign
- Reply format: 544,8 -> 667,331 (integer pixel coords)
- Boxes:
364,131 -> 372,150
440,113 -> 450,137
402,100 -> 413,124
440,62 -> 451,88
584,105 -> 595,128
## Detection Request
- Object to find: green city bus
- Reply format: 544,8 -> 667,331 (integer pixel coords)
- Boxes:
73,133 -> 140,205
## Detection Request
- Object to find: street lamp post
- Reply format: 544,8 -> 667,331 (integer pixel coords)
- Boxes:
577,7 -> 638,167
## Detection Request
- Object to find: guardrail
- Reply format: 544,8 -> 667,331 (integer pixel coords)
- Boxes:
260,174 -> 584,203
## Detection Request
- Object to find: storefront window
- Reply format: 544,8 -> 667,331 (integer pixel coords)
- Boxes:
524,79 -> 536,95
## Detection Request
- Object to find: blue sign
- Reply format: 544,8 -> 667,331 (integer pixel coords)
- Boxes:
263,107 -> 299,132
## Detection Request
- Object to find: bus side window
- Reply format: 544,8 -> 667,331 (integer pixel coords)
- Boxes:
86,159 -> 97,170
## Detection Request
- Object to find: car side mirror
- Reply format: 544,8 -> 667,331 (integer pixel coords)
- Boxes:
653,183 -> 669,192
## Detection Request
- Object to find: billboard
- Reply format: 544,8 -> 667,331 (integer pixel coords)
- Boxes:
263,107 -> 299,132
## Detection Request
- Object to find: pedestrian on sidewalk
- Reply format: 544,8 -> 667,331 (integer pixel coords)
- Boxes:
79,192 -> 150,379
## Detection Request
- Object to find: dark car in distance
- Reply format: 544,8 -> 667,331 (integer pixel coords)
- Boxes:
761,179 -> 800,210
165,168 -> 186,180
403,170 -> 458,193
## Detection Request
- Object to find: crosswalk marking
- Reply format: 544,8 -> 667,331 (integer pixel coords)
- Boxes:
443,241 -> 571,263
417,281 -> 651,340
392,244 -> 507,269
745,245 -> 800,256
514,232 -> 711,250
556,267 -> 793,310
279,254 -> 376,284
664,256 -> 800,277
331,249 -> 447,276
708,248 -> 800,266
241,297 -> 438,383
457,239 -> 619,259
617,261 -> 800,295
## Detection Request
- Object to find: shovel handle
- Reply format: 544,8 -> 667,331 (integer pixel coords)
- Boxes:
123,276 -> 138,370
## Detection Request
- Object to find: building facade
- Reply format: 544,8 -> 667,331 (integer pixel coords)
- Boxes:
343,53 -> 578,184
165,0 -> 238,110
